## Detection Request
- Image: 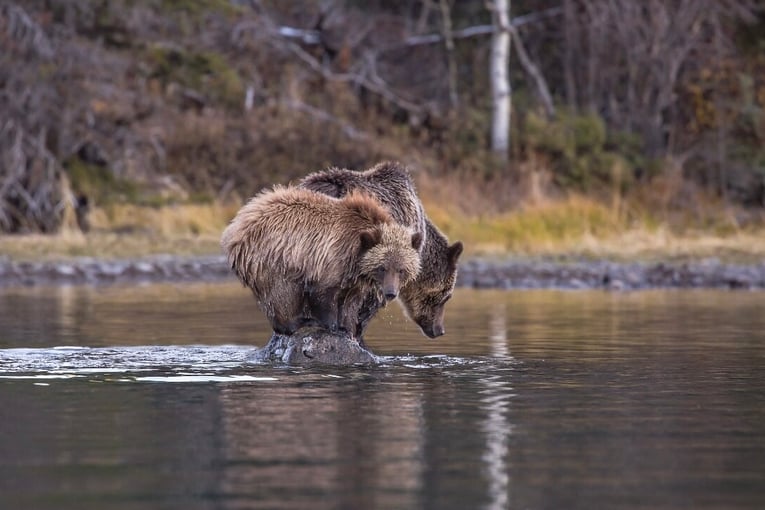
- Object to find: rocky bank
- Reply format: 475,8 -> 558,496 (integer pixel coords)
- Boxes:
1,255 -> 764,290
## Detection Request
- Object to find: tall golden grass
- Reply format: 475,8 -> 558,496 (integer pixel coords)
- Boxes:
0,203 -> 239,261
1,177 -> 764,263
422,194 -> 765,262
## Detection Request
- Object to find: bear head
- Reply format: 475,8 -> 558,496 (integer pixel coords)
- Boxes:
398,240 -> 463,338
358,223 -> 422,301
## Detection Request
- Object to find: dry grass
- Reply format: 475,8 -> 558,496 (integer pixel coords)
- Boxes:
423,194 -> 765,263
559,229 -> 765,263
0,231 -> 223,261
1,195 -> 765,264
89,202 -> 241,237
0,202 -> 239,261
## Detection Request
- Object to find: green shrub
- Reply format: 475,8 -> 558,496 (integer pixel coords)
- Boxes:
65,158 -> 140,205
146,46 -> 244,109
522,110 -> 637,191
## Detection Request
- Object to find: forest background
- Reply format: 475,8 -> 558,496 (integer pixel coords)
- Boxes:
2,0 -> 765,262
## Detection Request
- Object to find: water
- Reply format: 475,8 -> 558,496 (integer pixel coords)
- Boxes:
1,283 -> 764,509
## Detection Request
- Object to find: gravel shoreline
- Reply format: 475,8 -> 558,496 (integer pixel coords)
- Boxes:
1,255 -> 764,290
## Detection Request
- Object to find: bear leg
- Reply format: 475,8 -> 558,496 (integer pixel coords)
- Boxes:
265,279 -> 305,336
305,285 -> 341,332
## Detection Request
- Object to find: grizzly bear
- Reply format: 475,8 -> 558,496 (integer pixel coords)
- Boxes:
220,186 -> 422,337
299,161 -> 427,250
299,161 -> 463,338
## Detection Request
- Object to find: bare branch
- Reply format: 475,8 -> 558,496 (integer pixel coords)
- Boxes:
507,24 -> 556,118
0,2 -> 54,58
402,7 -> 562,47
282,100 -> 370,141
0,119 -> 68,233
263,36 -> 427,118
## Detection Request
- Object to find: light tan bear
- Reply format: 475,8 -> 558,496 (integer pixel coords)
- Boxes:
221,186 -> 421,336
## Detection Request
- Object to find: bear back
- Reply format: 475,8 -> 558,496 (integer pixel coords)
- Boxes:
221,186 -> 393,289
299,161 -> 427,256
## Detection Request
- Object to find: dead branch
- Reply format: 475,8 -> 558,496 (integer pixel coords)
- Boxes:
507,24 -> 556,118
233,14 -> 428,120
282,100 -> 370,141
0,120 -> 70,233
401,7 -> 562,47
0,2 -> 54,58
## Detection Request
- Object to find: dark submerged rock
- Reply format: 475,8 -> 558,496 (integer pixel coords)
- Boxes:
249,327 -> 378,366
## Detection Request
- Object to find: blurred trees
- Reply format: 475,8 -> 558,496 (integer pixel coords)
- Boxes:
556,0 -> 763,202
1,0 -> 764,233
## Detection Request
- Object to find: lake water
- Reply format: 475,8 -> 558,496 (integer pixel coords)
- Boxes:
1,282 -> 764,510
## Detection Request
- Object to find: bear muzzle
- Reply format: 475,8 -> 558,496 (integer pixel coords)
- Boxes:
416,318 -> 445,338
422,323 -> 445,338
382,272 -> 400,301
384,288 -> 398,301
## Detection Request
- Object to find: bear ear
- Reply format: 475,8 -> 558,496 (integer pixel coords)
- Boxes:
359,229 -> 382,252
447,241 -> 463,268
411,232 -> 423,251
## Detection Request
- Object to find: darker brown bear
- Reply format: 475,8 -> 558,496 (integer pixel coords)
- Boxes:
299,161 -> 463,338
220,186 -> 421,336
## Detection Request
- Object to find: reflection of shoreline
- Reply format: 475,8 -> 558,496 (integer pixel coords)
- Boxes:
2,256 -> 765,289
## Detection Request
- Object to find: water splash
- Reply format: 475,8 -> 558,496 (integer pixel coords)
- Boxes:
0,345 -> 268,383
0,345 -> 519,385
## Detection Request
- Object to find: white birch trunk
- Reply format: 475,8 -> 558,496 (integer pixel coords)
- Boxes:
490,0 -> 511,159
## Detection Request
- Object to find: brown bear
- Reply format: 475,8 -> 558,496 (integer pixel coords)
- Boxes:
299,161 -> 427,250
398,219 -> 462,338
220,185 -> 422,337
299,161 -> 463,338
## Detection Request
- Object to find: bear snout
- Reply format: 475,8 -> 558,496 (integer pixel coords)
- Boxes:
421,322 -> 445,338
384,289 -> 398,301
382,271 -> 400,301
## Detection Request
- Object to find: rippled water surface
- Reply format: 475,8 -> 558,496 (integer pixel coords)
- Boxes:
1,283 -> 764,509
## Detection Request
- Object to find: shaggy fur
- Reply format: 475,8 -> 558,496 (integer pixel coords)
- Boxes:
341,219 -> 422,340
220,185 -> 421,336
299,161 -> 463,338
299,161 -> 427,253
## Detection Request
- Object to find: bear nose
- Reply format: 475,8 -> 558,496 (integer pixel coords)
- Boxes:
384,290 -> 397,301
431,325 -> 445,337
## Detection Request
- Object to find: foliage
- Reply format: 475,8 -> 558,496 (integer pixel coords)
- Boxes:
521,111 -> 637,192
65,158 -> 139,205
145,46 -> 244,109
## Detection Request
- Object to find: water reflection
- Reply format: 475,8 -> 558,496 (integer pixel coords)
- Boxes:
482,305 -> 512,510
1,284 -> 765,509
218,372 -> 427,508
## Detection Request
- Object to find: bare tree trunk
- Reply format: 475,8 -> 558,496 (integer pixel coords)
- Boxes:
562,0 -> 577,109
489,0 -> 511,160
439,0 -> 459,109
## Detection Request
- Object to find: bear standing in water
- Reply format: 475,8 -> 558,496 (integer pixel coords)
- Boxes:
221,186 -> 421,337
299,161 -> 463,339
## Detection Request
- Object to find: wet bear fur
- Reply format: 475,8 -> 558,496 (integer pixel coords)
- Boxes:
299,161 -> 463,338
220,186 -> 421,337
